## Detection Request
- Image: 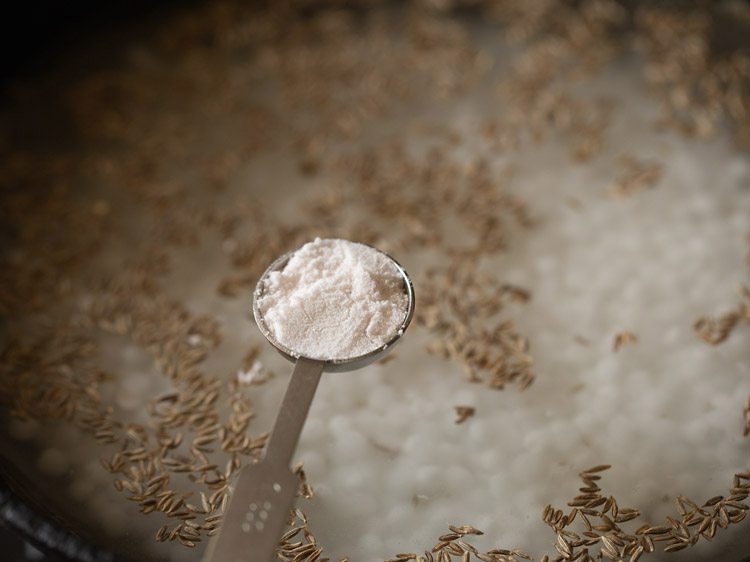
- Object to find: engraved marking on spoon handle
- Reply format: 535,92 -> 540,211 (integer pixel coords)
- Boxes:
202,462 -> 299,562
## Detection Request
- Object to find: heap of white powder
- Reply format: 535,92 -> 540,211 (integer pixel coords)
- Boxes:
257,238 -> 409,360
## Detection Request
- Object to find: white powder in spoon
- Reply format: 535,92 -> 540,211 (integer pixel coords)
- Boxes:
257,238 -> 410,361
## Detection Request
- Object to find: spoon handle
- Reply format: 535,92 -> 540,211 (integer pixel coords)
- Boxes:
202,358 -> 323,562
264,357 -> 325,467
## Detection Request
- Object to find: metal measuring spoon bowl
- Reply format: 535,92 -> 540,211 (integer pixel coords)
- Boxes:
203,239 -> 414,562
252,241 -> 415,371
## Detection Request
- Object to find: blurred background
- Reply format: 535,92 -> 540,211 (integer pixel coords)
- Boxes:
1,1 -> 749,562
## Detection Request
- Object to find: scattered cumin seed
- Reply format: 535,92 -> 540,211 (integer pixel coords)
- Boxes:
454,406 -> 476,425
609,155 -> 663,199
613,331 -> 638,352
694,286 -> 750,345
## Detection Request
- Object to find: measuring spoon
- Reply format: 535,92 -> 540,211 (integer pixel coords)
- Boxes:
203,242 -> 414,562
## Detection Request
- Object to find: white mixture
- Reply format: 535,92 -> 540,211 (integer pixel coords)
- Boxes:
257,238 -> 409,360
